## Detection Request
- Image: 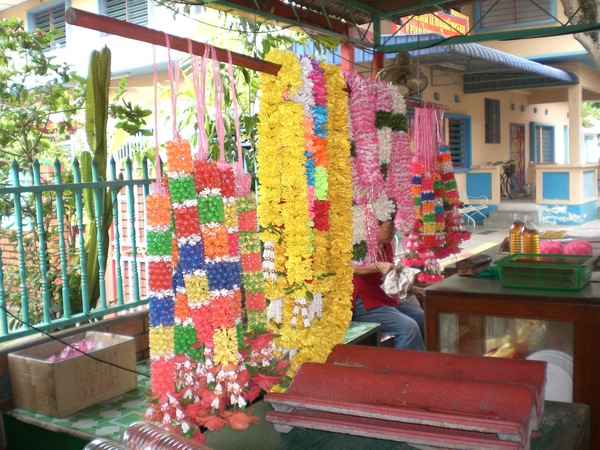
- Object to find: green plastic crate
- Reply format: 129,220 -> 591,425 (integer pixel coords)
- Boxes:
495,253 -> 598,291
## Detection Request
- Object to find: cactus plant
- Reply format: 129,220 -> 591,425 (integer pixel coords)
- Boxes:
78,46 -> 112,312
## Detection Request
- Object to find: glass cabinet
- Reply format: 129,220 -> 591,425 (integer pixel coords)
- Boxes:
439,313 -> 574,402
423,273 -> 600,446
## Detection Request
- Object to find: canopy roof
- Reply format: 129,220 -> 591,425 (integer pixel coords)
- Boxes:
393,34 -> 579,93
206,0 -> 600,51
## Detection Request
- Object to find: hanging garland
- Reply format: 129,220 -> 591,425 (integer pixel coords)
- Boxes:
402,105 -> 471,283
145,183 -> 179,433
344,71 -> 412,265
257,50 -> 353,383
145,47 -> 288,442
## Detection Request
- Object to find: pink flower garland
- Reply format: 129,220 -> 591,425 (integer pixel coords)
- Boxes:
403,107 -> 471,283
345,71 -> 411,264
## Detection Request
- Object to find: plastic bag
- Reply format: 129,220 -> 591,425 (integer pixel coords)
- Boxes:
381,266 -> 420,299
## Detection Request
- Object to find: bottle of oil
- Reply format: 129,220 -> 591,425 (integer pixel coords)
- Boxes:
509,213 -> 525,254
521,215 -> 540,254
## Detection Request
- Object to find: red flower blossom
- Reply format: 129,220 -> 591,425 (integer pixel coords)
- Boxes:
276,358 -> 291,374
251,373 -> 281,391
222,411 -> 259,430
196,413 -> 226,431
244,384 -> 262,403
200,389 -> 219,407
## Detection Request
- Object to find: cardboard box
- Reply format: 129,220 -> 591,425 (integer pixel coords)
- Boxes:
8,331 -> 137,417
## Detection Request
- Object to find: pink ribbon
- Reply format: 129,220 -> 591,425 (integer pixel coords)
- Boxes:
209,46 -> 227,166
225,51 -> 252,195
165,33 -> 180,139
189,40 -> 210,160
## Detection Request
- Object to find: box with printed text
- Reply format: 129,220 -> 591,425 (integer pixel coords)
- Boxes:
8,331 -> 137,417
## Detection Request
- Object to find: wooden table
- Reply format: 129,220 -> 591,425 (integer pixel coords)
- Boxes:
424,272 -> 600,447
204,399 -> 589,449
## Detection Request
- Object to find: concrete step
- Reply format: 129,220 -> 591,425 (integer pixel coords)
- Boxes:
483,218 -> 518,229
484,208 -> 539,229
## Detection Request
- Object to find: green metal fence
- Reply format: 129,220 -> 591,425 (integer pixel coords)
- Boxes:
0,156 -> 153,343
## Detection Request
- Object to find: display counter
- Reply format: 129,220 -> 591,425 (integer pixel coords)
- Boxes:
424,271 -> 600,447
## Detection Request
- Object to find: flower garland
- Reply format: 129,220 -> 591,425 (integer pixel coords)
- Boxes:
146,137 -> 207,442
439,144 -> 470,256
386,90 -> 413,235
402,107 -> 471,283
145,182 -> 179,434
344,71 -> 412,265
257,50 -> 353,382
146,139 -> 288,439
146,48 -> 288,440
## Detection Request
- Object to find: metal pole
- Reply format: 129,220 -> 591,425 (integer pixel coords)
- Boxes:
65,7 -> 439,111
65,7 -> 281,75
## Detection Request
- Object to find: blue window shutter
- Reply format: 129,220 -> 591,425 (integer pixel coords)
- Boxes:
104,0 -> 148,26
33,4 -> 66,50
477,0 -> 553,29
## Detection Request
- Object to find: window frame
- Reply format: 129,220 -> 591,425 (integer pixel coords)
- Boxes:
102,0 -> 149,26
484,98 -> 501,144
529,121 -> 555,163
474,0 -> 556,32
444,114 -> 472,169
27,1 -> 69,52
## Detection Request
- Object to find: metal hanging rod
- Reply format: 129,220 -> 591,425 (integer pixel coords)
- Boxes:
65,8 -> 439,109
64,7 -> 281,75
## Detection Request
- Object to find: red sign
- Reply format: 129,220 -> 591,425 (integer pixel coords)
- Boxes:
400,10 -> 469,37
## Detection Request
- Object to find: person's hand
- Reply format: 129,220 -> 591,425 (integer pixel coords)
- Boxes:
375,261 -> 396,275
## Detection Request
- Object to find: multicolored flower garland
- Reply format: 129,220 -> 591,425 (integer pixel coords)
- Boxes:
145,48 -> 288,441
344,71 -> 412,265
146,139 -> 289,440
146,183 -> 179,432
402,106 -> 471,283
257,50 -> 353,383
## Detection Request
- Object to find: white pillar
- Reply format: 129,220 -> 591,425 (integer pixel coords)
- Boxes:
568,83 -> 583,164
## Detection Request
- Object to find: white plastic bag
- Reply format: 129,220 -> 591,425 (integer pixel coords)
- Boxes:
381,266 -> 420,299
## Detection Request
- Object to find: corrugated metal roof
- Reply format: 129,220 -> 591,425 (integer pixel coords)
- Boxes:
384,33 -> 579,93
417,43 -> 579,93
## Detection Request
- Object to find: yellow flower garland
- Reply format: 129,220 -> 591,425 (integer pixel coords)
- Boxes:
257,51 -> 353,382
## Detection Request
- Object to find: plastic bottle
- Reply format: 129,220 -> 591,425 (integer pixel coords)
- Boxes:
509,213 -> 525,254
120,422 -> 207,449
521,215 -> 540,254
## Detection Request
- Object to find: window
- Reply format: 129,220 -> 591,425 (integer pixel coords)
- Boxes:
530,122 -> 555,163
485,99 -> 501,144
476,0 -> 553,30
104,0 -> 148,26
445,115 -> 471,168
32,3 -> 66,51
407,112 -> 470,168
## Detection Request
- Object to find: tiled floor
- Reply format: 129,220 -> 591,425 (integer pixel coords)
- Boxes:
7,324 -> 375,444
9,362 -> 151,442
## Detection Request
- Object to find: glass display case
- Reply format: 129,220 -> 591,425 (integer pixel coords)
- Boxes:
439,313 -> 574,402
423,273 -> 600,447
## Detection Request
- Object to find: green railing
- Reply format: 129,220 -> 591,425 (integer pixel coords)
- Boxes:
0,156 -> 153,343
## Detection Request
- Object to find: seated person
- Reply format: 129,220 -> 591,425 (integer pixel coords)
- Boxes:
352,219 -> 425,350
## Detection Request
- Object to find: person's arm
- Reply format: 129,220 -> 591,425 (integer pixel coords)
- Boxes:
354,261 -> 396,276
